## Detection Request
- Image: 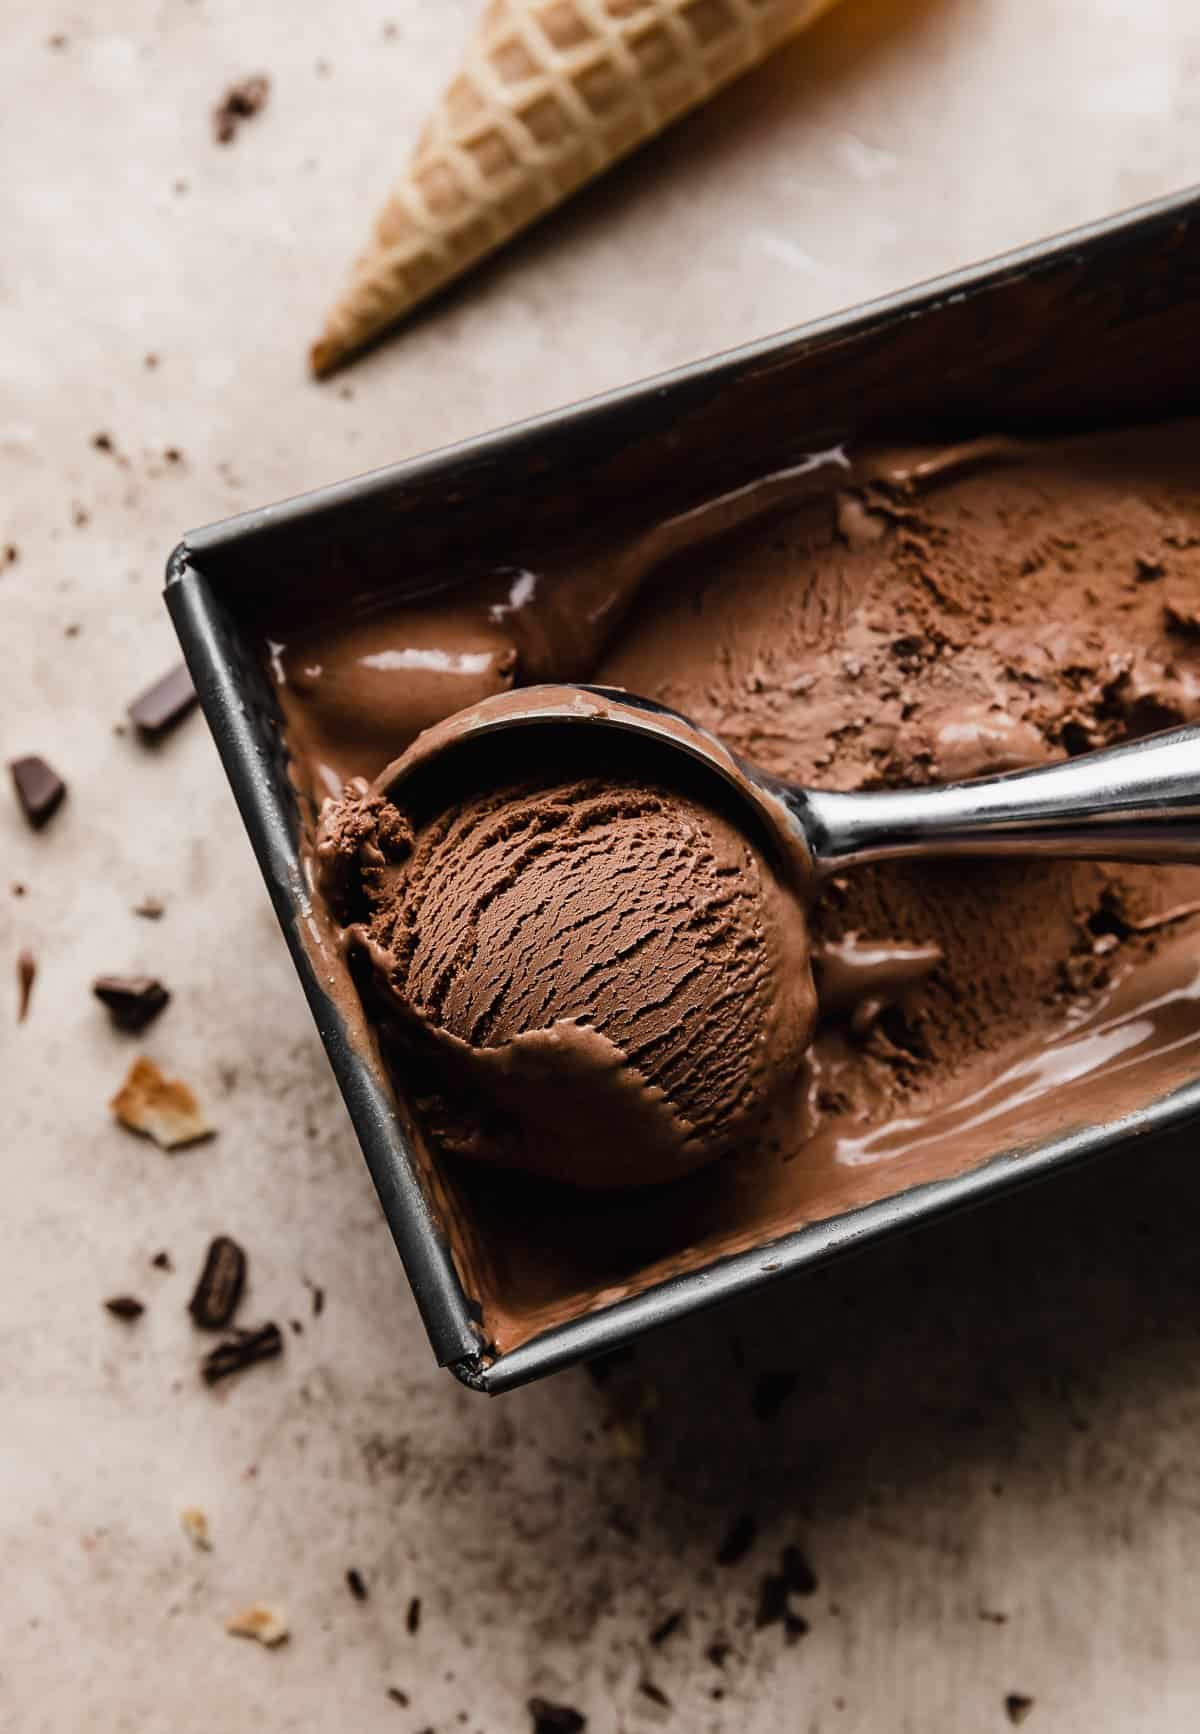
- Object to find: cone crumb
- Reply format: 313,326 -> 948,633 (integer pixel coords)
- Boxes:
180,1507 -> 212,1551
110,1056 -> 213,1150
226,1603 -> 289,1647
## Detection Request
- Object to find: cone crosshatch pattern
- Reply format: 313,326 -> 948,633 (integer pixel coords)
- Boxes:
311,0 -> 841,373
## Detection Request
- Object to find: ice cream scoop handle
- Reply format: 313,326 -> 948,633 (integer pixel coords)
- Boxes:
791,724 -> 1200,874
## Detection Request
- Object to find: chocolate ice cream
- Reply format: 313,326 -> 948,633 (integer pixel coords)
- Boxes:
319,771 -> 815,1188
269,418 -> 1200,1351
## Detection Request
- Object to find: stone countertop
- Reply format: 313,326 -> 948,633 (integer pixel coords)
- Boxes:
3,2 -> 1198,1729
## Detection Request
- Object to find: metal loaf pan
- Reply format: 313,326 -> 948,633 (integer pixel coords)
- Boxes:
167,186 -> 1200,1394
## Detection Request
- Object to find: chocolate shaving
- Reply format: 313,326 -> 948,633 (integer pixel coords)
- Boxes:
127,663 -> 197,740
93,975 -> 170,1032
649,1610 -> 683,1648
213,74 -> 269,144
16,948 -> 36,1022
200,1321 -> 282,1385
188,1235 -> 247,1330
638,1681 -> 670,1709
528,1702 -> 586,1734
10,755 -> 66,828
715,1512 -> 757,1567
346,1567 -> 368,1602
105,1295 -> 145,1322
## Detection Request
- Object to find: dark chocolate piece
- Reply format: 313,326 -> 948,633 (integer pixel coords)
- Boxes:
127,663 -> 197,739
16,948 -> 36,1023
93,974 -> 170,1032
10,755 -> 66,828
1005,1695 -> 1035,1726
405,1596 -> 421,1635
715,1512 -> 757,1567
200,1321 -> 282,1385
346,1568 -> 368,1602
105,1295 -> 145,1321
188,1235 -> 247,1330
528,1702 -> 586,1734
213,74 -> 269,144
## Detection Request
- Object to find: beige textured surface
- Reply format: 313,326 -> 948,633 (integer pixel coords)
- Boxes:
3,1 -> 1199,1730
312,0 -> 840,373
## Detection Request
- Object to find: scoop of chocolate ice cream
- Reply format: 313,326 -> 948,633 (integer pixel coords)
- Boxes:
321,774 -> 815,1187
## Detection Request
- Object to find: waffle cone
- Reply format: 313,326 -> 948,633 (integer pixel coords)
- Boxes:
311,0 -> 842,375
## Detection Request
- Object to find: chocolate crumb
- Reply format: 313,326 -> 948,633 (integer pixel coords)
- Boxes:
133,896 -> 165,919
406,1595 -> 421,1635
756,1545 -> 818,1639
716,1512 -> 758,1567
188,1235 -> 247,1330
289,1318 -> 304,1335
91,431 -> 114,453
12,883 -> 26,896
638,1680 -> 670,1709
151,1250 -> 173,1271
649,1609 -> 684,1648
105,1295 -> 145,1322
979,1608 -> 1009,1624
346,1567 -> 368,1602
750,1367 -> 799,1422
144,352 -> 159,369
72,503 -> 89,526
127,662 -> 197,740
1005,1694 -> 1035,1725
387,1688 -> 410,1707
10,755 -> 67,828
16,948 -> 36,1023
201,1322 -> 282,1385
528,1701 -> 586,1734
164,446 -> 182,465
4,544 -> 18,564
1134,553 -> 1164,581
64,623 -> 80,637
48,32 -> 67,48
705,1639 -> 731,1668
306,1279 -> 325,1317
93,975 -> 170,1032
213,74 -> 270,144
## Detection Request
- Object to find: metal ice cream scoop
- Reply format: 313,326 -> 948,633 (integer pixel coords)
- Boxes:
375,684 -> 1200,890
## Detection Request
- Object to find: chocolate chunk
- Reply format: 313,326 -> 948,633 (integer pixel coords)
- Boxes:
105,1295 -> 145,1322
346,1568 -> 368,1602
188,1235 -> 247,1330
715,1512 -> 757,1567
93,975 -> 170,1032
16,948 -> 36,1023
1005,1695 -> 1035,1726
528,1702 -> 586,1734
151,1250 -> 173,1271
200,1322 -> 282,1385
649,1609 -> 683,1648
213,74 -> 269,144
127,662 -> 197,739
10,755 -> 66,828
405,1596 -> 421,1635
